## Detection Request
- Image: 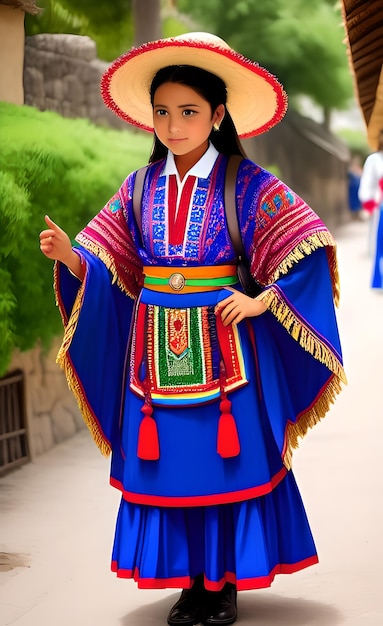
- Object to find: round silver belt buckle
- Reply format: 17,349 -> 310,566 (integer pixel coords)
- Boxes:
169,272 -> 185,291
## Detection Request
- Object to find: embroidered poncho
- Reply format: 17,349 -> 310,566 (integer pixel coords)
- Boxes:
55,153 -> 346,507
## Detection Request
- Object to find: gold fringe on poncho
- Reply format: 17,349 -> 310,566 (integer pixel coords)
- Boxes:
258,237 -> 347,469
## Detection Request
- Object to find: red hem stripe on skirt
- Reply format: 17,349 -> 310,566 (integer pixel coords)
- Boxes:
111,555 -> 319,591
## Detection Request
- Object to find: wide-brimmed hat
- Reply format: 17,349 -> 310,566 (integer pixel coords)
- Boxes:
101,32 -> 288,139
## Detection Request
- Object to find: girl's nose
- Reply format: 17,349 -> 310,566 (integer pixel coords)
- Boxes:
168,116 -> 180,134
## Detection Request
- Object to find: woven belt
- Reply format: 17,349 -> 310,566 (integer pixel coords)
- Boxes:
143,265 -> 238,293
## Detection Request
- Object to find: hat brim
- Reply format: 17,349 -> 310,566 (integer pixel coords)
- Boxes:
101,35 -> 288,139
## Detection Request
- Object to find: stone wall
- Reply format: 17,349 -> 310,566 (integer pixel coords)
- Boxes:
7,342 -> 85,460
23,33 -> 126,129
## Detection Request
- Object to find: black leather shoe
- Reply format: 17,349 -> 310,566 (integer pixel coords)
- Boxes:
203,583 -> 237,625
167,576 -> 205,626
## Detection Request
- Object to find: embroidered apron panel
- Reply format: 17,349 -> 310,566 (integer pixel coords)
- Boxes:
130,301 -> 248,406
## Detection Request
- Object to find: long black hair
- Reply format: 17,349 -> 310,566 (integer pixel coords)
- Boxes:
148,65 -> 247,163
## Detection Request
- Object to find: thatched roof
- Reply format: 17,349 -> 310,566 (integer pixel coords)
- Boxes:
341,0 -> 383,150
0,0 -> 42,15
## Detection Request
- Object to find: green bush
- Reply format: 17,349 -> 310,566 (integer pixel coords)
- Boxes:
0,102 -> 153,376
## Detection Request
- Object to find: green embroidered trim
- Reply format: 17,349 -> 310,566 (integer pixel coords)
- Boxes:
145,276 -> 238,287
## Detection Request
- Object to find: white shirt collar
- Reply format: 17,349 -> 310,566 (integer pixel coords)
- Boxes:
163,143 -> 219,180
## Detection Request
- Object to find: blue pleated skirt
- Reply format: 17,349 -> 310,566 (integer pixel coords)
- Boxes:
111,470 -> 318,591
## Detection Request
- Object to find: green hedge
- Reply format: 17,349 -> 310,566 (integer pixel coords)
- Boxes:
0,102 -> 153,376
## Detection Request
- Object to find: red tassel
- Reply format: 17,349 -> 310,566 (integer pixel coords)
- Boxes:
217,398 -> 240,458
137,403 -> 160,460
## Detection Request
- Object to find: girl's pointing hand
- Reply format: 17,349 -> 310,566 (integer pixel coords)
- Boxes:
39,215 -> 84,280
39,215 -> 72,264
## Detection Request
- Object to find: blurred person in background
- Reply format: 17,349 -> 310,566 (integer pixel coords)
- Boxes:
358,130 -> 383,289
347,154 -> 362,220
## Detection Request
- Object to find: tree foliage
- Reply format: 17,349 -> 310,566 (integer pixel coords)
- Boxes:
25,0 -> 135,60
25,0 -> 183,59
178,0 -> 353,110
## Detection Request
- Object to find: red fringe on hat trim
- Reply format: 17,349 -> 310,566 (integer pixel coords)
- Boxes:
100,38 -> 288,138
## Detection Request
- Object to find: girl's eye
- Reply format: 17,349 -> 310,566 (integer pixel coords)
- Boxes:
183,109 -> 197,117
155,109 -> 168,116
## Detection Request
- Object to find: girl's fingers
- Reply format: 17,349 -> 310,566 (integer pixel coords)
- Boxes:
220,303 -> 237,322
216,289 -> 266,325
40,245 -> 53,255
40,229 -> 55,239
39,235 -> 53,247
40,216 -> 72,262
215,294 -> 235,314
220,301 -> 243,326
223,308 -> 242,326
44,215 -> 62,232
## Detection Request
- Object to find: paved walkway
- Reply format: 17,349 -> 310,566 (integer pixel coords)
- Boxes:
1,217 -> 382,626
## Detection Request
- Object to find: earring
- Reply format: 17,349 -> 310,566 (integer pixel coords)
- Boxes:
213,122 -> 220,131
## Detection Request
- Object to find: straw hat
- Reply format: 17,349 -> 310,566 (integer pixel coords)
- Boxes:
101,32 -> 288,139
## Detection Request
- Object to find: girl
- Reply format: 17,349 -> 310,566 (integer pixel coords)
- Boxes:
40,32 -> 346,626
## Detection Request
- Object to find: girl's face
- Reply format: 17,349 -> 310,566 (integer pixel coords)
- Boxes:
152,82 -> 224,160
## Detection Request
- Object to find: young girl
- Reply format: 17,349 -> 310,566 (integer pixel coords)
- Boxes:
39,32 -> 346,626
